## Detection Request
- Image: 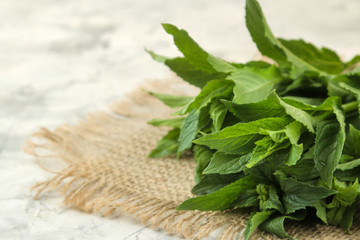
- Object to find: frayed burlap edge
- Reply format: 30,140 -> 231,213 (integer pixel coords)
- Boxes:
24,77 -> 360,240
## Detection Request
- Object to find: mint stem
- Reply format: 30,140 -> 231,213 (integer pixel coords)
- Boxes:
342,101 -> 358,114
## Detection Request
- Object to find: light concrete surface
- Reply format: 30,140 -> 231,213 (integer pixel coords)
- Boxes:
0,0 -> 359,239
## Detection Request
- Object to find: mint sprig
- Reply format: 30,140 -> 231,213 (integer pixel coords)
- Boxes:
147,0 -> 360,239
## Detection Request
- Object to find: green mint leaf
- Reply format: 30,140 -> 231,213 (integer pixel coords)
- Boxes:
148,91 -> 193,108
232,188 -> 259,208
191,173 -> 241,195
327,75 -> 353,100
193,145 -> 213,183
177,176 -> 257,211
280,71 -> 327,96
339,154 -> 356,164
344,55 -> 360,74
246,137 -> 290,168
165,57 -> 228,88
259,215 -> 292,239
344,125 -> 360,158
221,94 -> 286,122
244,210 -> 274,240
280,121 -> 304,166
326,206 -> 347,228
161,23 -> 214,72
245,60 -> 272,69
338,74 -> 360,110
333,178 -> 359,207
334,165 -> 360,182
177,110 -> 200,157
230,66 -> 282,104
337,158 -> 360,171
272,91 -> 316,133
282,121 -> 303,144
145,48 -> 168,63
229,90 -> 317,133
197,104 -> 212,131
312,202 -> 328,224
193,117 -> 291,154
148,117 -> 185,128
148,128 -> 180,158
161,23 -> 236,73
278,39 -> 345,74
326,196 -> 358,233
245,0 -> 329,78
282,95 -> 334,112
286,144 -> 303,166
326,178 -> 359,232
245,151 -> 289,184
257,184 -> 284,213
314,120 -> 345,188
331,96 -> 346,131
340,202 -> 357,232
345,55 -> 360,68
209,100 -> 227,132
260,121 -> 304,166
259,212 -> 306,239
207,54 -> 238,73
186,79 -> 234,113
281,158 -> 319,181
282,96 -> 326,107
278,177 -> 337,214
203,152 -> 251,175
245,0 -> 287,66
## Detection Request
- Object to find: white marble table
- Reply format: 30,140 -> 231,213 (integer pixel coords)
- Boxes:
1,0 -> 359,239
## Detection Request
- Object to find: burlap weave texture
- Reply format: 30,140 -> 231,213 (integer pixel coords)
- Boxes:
25,78 -> 360,240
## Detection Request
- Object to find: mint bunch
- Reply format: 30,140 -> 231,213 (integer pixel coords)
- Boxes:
147,0 -> 360,239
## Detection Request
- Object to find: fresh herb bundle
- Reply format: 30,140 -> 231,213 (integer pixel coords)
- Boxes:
147,0 -> 360,239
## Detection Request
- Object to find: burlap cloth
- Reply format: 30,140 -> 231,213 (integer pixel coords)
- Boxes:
24,78 -> 360,239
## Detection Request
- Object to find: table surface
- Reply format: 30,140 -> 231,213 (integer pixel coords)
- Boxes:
1,0 -> 359,239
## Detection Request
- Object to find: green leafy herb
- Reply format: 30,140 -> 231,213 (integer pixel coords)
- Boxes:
244,210 -> 274,240
177,176 -> 257,211
148,91 -> 193,108
230,66 -> 282,104
147,0 -> 360,238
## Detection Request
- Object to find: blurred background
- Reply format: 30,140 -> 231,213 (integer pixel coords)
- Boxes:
0,0 -> 359,239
